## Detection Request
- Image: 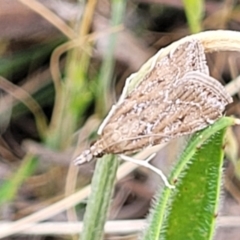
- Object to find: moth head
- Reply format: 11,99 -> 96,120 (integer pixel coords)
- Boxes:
74,149 -> 94,165
74,143 -> 104,165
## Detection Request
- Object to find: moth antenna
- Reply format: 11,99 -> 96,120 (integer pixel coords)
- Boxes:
97,105 -> 118,135
98,132 -> 170,153
74,131 -> 165,165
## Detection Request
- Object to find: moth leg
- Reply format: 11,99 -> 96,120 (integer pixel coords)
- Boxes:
119,154 -> 175,189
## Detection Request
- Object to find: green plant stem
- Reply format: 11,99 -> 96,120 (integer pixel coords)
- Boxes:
0,154 -> 37,205
183,0 -> 204,33
80,155 -> 118,240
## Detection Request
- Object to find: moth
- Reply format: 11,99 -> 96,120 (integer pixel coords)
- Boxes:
74,39 -> 232,168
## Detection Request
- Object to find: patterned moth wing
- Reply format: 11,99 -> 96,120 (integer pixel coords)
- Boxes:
75,39 -> 232,164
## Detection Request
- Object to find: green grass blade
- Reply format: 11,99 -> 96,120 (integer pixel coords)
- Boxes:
183,0 -> 204,33
0,154 -> 37,205
141,116 -> 236,240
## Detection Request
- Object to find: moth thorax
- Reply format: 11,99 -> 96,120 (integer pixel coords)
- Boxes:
100,130 -> 129,153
